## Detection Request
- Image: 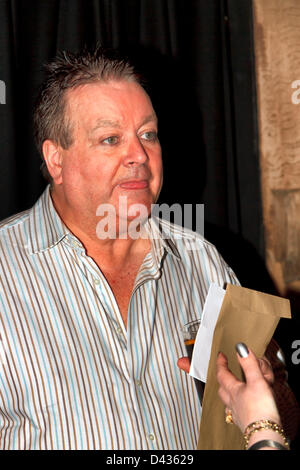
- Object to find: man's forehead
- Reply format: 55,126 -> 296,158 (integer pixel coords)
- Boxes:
66,79 -> 147,105
89,113 -> 157,134
65,81 -> 157,130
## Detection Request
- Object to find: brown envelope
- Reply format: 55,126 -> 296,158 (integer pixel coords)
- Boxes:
197,283 -> 291,450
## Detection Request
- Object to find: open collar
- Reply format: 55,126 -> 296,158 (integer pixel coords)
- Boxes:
27,187 -> 182,266
27,185 -> 69,254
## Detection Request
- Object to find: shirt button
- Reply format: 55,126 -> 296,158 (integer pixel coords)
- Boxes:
136,380 -> 142,387
148,433 -> 155,441
116,327 -> 123,334
94,278 -> 100,285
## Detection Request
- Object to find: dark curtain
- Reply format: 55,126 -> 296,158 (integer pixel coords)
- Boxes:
0,0 -> 271,299
0,0 -> 262,254
0,0 -> 299,436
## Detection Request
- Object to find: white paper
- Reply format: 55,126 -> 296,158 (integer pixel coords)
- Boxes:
189,283 -> 225,382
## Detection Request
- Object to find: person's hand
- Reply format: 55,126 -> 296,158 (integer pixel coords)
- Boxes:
177,356 -> 190,373
177,352 -> 274,385
216,344 -> 280,433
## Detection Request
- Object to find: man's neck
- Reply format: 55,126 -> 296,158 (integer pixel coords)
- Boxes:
50,188 -> 151,270
76,226 -> 151,271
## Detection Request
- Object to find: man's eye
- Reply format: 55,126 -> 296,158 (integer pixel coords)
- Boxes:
102,136 -> 119,145
140,131 -> 158,142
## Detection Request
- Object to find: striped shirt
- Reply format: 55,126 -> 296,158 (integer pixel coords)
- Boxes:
0,186 -> 238,450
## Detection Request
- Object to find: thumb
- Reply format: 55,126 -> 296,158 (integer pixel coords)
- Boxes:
236,344 -> 264,384
177,357 -> 190,373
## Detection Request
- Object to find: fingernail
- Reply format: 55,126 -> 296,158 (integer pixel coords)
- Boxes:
235,342 -> 249,358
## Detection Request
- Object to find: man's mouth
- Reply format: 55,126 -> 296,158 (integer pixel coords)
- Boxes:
118,180 -> 149,190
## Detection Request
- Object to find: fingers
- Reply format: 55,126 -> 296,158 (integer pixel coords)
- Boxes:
236,347 -> 267,385
216,352 -> 238,388
177,357 -> 190,373
218,345 -> 274,392
216,352 -> 240,404
258,357 -> 274,384
216,352 -> 238,387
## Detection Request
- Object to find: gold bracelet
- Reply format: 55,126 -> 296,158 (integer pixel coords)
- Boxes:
243,420 -> 290,450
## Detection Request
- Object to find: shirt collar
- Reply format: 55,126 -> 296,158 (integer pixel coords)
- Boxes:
27,187 -> 182,263
129,217 -> 181,287
146,216 -> 181,266
27,185 -> 69,254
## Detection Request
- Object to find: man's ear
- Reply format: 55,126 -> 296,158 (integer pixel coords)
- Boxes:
42,140 -> 63,185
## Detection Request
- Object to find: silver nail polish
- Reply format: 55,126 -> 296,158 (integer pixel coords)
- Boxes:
235,342 -> 249,358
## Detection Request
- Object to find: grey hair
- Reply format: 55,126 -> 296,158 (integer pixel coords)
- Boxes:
33,46 -> 143,182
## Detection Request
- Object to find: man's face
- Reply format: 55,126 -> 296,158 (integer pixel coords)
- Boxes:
52,80 -> 163,236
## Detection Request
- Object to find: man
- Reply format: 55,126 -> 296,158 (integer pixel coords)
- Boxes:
0,47 -> 239,449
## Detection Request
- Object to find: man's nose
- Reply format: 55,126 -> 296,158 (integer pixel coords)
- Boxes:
123,136 -> 148,166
